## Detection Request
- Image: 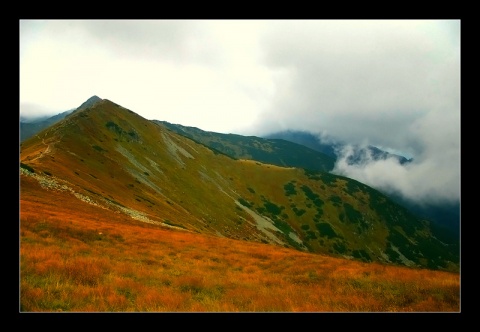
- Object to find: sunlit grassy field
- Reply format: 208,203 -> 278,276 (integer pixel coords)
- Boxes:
19,175 -> 460,312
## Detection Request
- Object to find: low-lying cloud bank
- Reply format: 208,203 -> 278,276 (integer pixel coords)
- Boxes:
332,134 -> 460,207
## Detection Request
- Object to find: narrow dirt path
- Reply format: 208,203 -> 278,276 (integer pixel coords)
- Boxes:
29,134 -> 53,162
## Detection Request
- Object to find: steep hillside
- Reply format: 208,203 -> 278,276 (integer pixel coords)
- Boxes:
20,98 -> 459,272
155,121 -> 335,172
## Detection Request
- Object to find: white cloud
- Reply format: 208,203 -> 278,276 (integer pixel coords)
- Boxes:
332,105 -> 460,204
19,19 -> 460,204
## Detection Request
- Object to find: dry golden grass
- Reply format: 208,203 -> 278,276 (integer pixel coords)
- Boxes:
20,174 -> 460,312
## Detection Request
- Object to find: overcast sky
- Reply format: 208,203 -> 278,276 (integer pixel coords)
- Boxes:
19,20 -> 460,206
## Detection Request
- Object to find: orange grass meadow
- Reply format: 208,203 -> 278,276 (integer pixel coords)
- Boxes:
19,175 -> 460,312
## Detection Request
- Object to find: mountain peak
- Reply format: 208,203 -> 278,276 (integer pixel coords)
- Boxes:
76,95 -> 103,111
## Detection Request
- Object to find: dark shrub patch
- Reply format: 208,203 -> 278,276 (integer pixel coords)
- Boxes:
273,219 -> 293,235
238,198 -> 252,208
284,182 -> 296,196
345,180 -> 361,194
303,169 -> 321,180
256,207 -> 266,214
106,121 -> 123,134
292,206 -> 306,217
315,222 -> 338,239
301,185 -> 324,210
329,195 -> 342,206
128,130 -> 139,140
263,200 -> 283,216
306,231 -> 317,240
343,203 -> 362,224
385,244 -> 401,264
320,172 -> 337,185
351,249 -> 371,262
333,241 -> 347,254
92,145 -> 106,153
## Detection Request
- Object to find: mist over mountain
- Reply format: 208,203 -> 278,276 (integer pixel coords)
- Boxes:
20,114 -> 55,123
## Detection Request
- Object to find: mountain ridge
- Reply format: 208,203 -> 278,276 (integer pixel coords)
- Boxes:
263,129 -> 411,164
20,96 -> 459,272
155,120 -> 335,172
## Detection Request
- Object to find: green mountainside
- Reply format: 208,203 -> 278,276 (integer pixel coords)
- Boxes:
154,122 -> 459,235
153,120 -> 335,172
20,97 -> 459,272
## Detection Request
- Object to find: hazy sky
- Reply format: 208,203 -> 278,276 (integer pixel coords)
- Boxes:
19,19 -> 461,205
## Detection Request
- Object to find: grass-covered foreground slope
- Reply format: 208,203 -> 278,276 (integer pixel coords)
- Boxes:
20,174 -> 459,312
20,98 -> 458,272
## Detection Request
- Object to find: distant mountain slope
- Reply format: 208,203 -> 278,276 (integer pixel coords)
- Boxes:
20,97 -> 459,271
264,130 -> 411,165
20,95 -> 102,142
20,110 -> 74,142
388,193 -> 460,237
154,121 -> 336,172
264,130 -> 338,158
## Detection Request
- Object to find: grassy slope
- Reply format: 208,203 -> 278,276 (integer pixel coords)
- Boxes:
19,99 -> 459,272
20,174 -> 459,312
